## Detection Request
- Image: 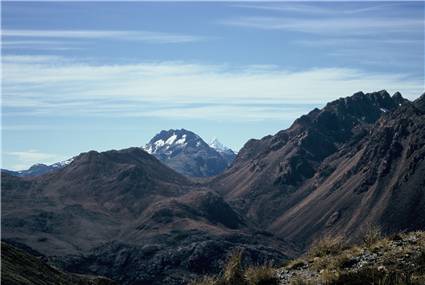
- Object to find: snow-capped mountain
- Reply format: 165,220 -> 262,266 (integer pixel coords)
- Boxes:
209,138 -> 230,152
2,157 -> 74,177
143,129 -> 236,177
209,138 -> 237,166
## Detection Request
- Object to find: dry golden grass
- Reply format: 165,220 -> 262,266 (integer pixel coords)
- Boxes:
190,231 -> 425,285
190,250 -> 279,285
245,265 -> 279,285
222,250 -> 245,285
308,234 -> 346,258
285,259 -> 307,270
362,224 -> 382,248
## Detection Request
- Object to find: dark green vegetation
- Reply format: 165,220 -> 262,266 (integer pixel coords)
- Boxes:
1,242 -> 116,285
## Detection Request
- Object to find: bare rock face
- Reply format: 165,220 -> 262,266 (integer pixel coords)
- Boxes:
210,90 -> 424,247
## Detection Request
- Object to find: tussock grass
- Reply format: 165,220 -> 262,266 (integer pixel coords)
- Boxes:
362,224 -> 382,248
245,265 -> 279,285
189,250 -> 279,285
222,250 -> 245,285
308,234 -> 346,258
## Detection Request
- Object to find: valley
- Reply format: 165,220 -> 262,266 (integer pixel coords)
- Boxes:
2,90 -> 425,284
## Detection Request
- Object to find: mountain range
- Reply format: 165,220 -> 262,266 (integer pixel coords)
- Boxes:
3,130 -> 236,178
2,90 -> 424,285
2,158 -> 74,177
1,148 -> 293,285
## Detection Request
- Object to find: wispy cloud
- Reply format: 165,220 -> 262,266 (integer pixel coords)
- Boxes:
2,40 -> 85,51
293,38 -> 424,47
231,3 -> 404,15
2,29 -> 207,44
2,55 -> 423,122
3,150 -> 64,170
2,55 -> 68,63
220,16 -> 424,35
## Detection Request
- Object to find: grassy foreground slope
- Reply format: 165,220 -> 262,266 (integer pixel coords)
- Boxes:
191,230 -> 425,285
1,242 -> 116,285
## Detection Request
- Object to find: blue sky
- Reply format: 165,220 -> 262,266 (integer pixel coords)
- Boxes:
1,1 -> 424,170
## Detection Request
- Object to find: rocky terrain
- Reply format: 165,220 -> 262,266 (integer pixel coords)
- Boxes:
210,90 -> 424,247
279,230 -> 425,284
190,230 -> 425,285
144,129 -> 236,177
2,90 -> 424,285
1,148 -> 294,285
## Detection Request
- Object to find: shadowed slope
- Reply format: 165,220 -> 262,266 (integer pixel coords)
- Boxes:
210,90 -> 424,247
2,147 -> 295,285
1,242 -> 116,285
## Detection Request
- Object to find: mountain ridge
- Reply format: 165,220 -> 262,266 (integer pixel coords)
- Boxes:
2,158 -> 74,177
1,146 -> 295,285
210,90 -> 424,248
2,90 -> 424,285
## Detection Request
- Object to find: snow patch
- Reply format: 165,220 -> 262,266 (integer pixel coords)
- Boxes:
165,134 -> 177,145
209,138 -> 230,152
175,134 -> 187,145
144,145 -> 153,154
154,139 -> 165,147
52,158 -> 74,168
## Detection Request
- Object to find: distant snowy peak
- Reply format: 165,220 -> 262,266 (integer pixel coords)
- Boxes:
209,138 -> 233,153
209,138 -> 237,167
3,157 -> 74,177
143,129 -> 205,157
51,157 -> 74,169
143,129 -> 237,177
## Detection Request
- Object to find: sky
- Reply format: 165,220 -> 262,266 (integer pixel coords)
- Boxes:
1,1 -> 424,170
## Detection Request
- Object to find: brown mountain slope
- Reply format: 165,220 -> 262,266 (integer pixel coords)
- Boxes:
1,241 -> 116,285
210,91 -> 424,247
2,147 -> 193,256
2,147 -> 295,285
271,95 -> 425,244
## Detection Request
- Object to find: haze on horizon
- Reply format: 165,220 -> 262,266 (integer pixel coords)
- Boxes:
1,1 -> 424,170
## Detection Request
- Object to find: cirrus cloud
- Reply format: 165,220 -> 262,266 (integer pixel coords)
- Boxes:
2,55 -> 424,122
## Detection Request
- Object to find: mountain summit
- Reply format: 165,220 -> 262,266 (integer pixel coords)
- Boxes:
211,90 -> 424,245
209,138 -> 237,166
143,129 -> 236,177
